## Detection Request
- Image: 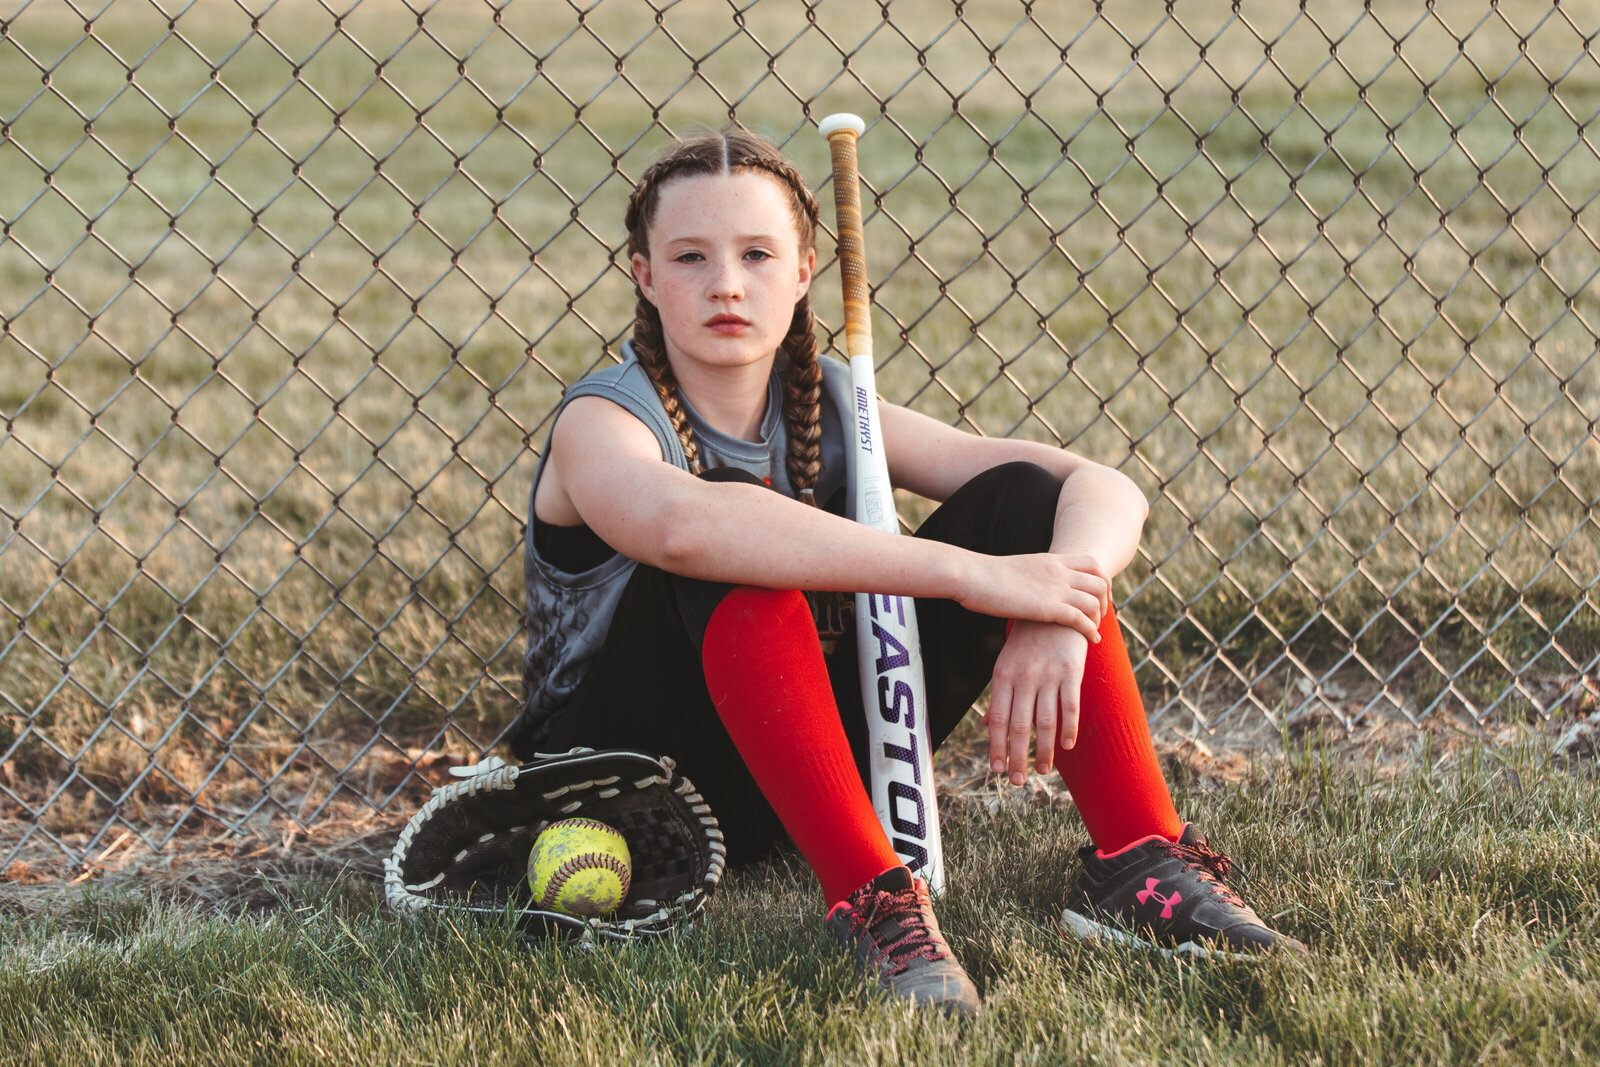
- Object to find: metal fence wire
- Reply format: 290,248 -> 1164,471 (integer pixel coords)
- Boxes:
2,0 -> 1598,868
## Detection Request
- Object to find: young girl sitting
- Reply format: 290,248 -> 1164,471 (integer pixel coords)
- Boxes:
510,126 -> 1303,1016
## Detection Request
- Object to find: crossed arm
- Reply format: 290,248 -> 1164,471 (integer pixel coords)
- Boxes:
537,393 -> 1149,785
879,404 -> 1150,784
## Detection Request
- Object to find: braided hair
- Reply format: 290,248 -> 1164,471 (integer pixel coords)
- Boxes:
624,127 -> 825,501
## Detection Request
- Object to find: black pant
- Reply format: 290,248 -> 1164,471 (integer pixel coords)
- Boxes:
532,461 -> 1060,863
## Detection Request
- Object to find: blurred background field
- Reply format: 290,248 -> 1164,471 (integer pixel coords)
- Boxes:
1,0 -> 1598,870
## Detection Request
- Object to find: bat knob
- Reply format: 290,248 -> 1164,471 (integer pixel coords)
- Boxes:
818,113 -> 865,139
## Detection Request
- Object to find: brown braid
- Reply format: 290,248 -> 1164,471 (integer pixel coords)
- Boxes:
624,127 -> 824,496
631,296 -> 704,474
781,296 -> 824,501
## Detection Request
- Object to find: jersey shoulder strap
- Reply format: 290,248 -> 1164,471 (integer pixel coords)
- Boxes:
560,342 -> 691,470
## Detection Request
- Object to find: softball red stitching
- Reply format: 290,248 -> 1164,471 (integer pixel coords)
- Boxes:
542,853 -> 631,906
536,825 -> 631,911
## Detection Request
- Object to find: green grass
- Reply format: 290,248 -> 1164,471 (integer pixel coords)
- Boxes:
5,745 -> 1600,1064
2,1 -> 1599,851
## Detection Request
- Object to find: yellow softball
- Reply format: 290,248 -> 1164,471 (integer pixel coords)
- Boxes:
527,818 -> 632,918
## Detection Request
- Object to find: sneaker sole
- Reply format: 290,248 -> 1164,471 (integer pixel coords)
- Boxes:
1060,908 -> 1266,962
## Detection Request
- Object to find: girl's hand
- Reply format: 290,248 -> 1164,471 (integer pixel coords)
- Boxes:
953,553 -> 1109,642
984,621 -> 1091,785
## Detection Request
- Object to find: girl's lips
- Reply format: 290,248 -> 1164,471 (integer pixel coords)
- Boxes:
705,314 -> 750,334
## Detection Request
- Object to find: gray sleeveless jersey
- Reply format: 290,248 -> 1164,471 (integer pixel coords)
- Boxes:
518,341 -> 860,746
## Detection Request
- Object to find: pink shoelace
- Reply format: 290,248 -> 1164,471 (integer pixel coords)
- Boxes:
841,883 -> 951,976
1164,837 -> 1246,909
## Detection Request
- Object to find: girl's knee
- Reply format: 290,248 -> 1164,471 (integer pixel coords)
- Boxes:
921,461 -> 1060,555
973,459 -> 1062,499
700,466 -> 766,486
952,462 -> 1062,522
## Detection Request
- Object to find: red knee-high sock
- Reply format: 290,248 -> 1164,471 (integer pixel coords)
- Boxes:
701,586 -> 902,904
1054,604 -> 1183,853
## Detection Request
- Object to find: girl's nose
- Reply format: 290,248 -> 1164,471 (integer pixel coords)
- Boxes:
706,255 -> 743,300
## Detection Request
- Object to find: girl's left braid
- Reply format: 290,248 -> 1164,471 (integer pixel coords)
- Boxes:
781,298 -> 824,502
740,153 -> 826,504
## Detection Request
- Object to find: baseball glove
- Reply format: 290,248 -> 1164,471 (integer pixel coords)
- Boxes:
384,747 -> 725,940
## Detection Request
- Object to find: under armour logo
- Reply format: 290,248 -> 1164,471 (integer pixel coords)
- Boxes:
1136,878 -> 1182,919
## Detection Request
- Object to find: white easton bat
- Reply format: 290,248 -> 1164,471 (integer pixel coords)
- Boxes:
819,113 -> 945,894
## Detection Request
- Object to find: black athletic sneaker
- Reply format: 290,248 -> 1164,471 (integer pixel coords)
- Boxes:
1061,825 -> 1307,959
825,866 -> 981,1016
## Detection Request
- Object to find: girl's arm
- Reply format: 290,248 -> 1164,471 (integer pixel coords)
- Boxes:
879,402 -> 1153,785
536,396 -> 1110,636
880,401 -> 1148,577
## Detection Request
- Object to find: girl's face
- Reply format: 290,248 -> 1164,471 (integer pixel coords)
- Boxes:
632,171 -> 815,374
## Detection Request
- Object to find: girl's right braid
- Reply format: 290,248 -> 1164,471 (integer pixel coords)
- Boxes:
626,162 -> 704,474
632,297 -> 704,474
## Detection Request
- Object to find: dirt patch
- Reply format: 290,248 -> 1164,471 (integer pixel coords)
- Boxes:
0,746 -> 470,915
1,806 -> 403,919
5,701 -> 1598,917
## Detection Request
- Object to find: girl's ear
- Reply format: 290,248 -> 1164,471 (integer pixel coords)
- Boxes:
631,251 -> 656,305
794,246 -> 816,301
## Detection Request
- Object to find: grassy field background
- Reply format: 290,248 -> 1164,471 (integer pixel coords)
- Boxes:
1,0 -> 1598,868
4,736 -> 1599,1063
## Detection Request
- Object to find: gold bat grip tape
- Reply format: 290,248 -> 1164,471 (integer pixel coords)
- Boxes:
826,130 -> 873,359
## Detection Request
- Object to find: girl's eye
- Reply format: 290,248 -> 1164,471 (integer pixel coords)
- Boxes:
745,249 -> 772,262
674,251 -> 704,263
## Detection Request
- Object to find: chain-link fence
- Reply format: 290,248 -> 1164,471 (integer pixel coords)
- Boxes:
3,0 -> 1598,868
